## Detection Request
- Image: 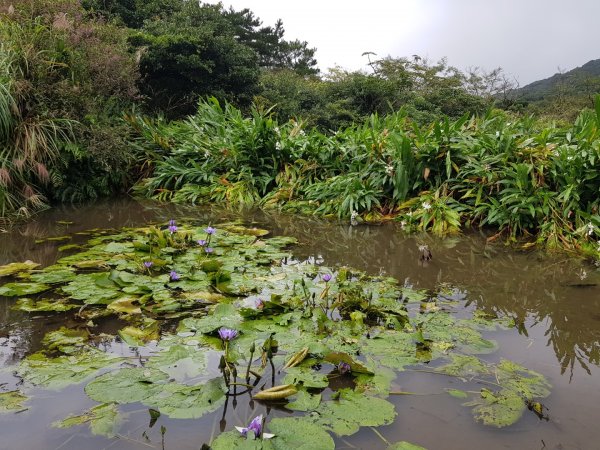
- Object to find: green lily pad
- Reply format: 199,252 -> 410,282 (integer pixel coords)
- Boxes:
144,378 -> 226,419
18,350 -> 122,390
178,303 -> 242,334
41,327 -> 90,354
146,344 -> 208,382
0,282 -> 51,297
387,442 -> 427,450
316,389 -> 396,436
13,298 -> 79,312
29,268 -> 77,284
283,366 -> 329,389
0,261 -> 40,278
0,390 -> 28,413
269,417 -> 335,450
53,403 -> 120,437
287,390 -> 322,411
85,368 -> 168,404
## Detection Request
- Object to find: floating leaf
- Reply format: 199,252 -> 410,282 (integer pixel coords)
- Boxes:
283,367 -> 328,389
13,298 -> 79,312
144,378 -> 226,419
446,388 -> 469,399
178,303 -> 242,334
118,319 -> 159,347
323,351 -> 373,375
29,268 -> 77,284
53,403 -> 120,437
18,350 -> 122,390
0,390 -> 28,413
41,327 -> 90,354
465,388 -> 526,428
287,390 -> 321,412
387,442 -> 427,450
146,344 -> 208,382
316,389 -> 396,436
0,282 -> 51,297
0,261 -> 40,278
85,368 -> 167,404
268,417 -> 335,450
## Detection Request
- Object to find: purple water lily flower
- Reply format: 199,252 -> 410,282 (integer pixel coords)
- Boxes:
197,239 -> 207,246
205,247 -> 214,254
322,273 -> 332,282
168,219 -> 176,226
169,271 -> 180,281
143,261 -> 153,268
337,362 -> 351,375
204,226 -> 216,235
239,415 -> 263,439
218,327 -> 238,341
168,225 -> 178,234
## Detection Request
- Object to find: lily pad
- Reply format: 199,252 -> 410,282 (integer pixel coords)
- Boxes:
85,368 -> 168,404
283,366 -> 329,389
41,327 -> 90,354
0,261 -> 40,278
18,350 -> 122,390
143,378 -> 226,419
53,403 -> 120,437
387,442 -> 427,450
0,282 -> 51,297
269,417 -> 335,450
13,298 -> 79,313
0,390 -> 28,413
316,389 -> 396,436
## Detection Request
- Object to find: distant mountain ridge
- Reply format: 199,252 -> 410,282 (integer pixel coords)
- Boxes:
515,59 -> 600,102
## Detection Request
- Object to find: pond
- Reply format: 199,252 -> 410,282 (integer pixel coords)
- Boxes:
1,198 -> 599,450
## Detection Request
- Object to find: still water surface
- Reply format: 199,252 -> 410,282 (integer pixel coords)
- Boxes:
1,198 -> 599,450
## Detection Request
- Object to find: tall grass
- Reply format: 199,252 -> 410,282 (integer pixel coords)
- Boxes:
0,21 -> 76,225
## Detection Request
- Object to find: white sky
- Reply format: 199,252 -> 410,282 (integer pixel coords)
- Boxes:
206,0 -> 600,86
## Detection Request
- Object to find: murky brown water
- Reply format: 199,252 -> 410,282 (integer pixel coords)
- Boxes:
1,197 -> 600,450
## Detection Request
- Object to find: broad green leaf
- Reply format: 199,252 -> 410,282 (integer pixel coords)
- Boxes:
316,389 -> 396,436
0,282 -> 51,297
53,403 -> 120,437
18,350 -> 122,390
144,378 -> 226,419
387,442 -> 427,450
268,417 -> 335,450
283,366 -> 329,389
0,261 -> 40,278
0,390 -> 28,413
85,368 -> 167,404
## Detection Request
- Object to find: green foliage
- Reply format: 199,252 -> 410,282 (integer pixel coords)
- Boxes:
1,221 -> 554,442
132,97 -> 600,256
0,390 -> 28,413
53,403 -> 120,437
0,0 -> 139,224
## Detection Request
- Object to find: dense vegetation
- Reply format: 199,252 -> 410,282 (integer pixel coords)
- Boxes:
131,98 -> 600,256
1,0 -> 599,257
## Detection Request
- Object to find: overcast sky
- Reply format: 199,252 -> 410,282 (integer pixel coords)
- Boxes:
206,0 -> 600,86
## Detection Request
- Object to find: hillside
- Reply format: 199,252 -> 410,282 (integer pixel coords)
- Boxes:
516,59 -> 600,102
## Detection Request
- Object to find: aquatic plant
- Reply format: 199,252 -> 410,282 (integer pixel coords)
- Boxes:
0,222 -> 554,447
